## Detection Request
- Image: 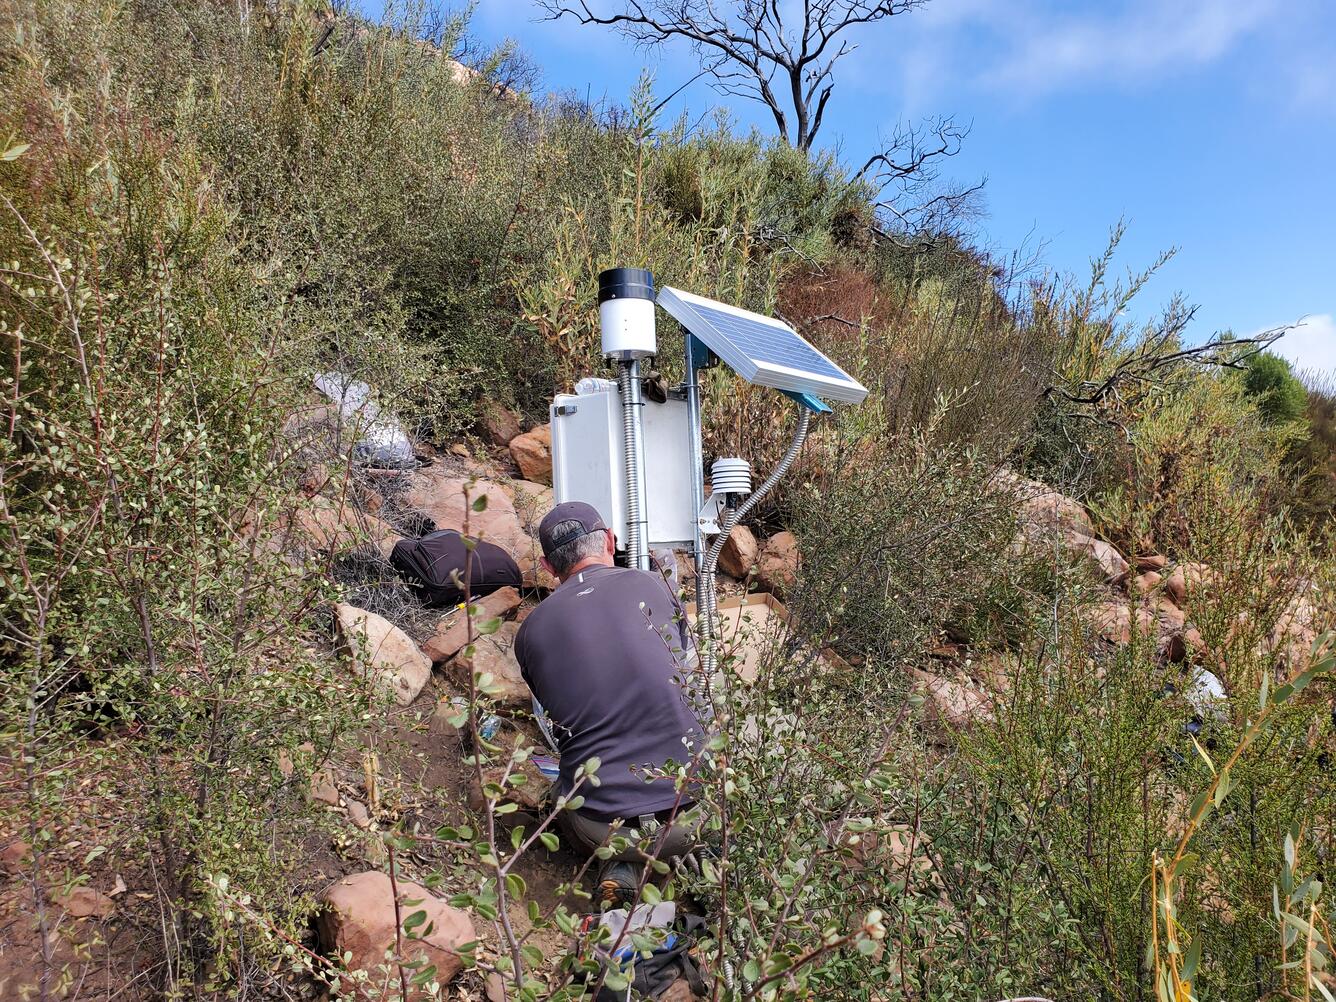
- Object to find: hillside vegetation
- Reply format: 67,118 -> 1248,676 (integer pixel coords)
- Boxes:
2,3 -> 1335,1001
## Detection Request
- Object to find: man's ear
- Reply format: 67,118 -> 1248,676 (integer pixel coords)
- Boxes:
540,556 -> 557,579
605,530 -> 616,555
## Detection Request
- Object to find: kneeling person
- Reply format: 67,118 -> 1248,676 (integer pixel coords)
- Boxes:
515,502 -> 704,900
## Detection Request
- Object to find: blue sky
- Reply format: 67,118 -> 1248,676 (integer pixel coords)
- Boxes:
372,0 -> 1336,373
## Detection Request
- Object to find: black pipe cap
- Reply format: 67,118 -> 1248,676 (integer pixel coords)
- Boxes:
597,267 -> 655,304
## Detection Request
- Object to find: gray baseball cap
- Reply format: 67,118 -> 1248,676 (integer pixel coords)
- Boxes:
538,501 -> 609,557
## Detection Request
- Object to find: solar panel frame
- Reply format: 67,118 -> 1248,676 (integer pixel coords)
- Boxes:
657,286 -> 868,404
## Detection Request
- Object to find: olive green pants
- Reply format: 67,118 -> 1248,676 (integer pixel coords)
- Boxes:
560,805 -> 698,864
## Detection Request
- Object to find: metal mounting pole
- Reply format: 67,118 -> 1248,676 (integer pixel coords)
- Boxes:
684,334 -> 706,579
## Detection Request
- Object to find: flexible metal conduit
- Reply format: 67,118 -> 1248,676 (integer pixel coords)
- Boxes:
697,404 -> 810,677
619,361 -> 649,570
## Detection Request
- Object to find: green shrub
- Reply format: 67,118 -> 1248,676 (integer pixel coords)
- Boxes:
1243,351 -> 1308,425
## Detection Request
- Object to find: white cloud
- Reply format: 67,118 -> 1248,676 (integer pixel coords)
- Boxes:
979,0 -> 1275,96
864,0 -> 1284,108
1271,314 -> 1336,377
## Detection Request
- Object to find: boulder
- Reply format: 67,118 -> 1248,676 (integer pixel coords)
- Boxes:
1164,562 -> 1215,608
516,550 -> 559,592
1265,595 -> 1329,675
281,401 -> 337,446
909,667 -> 992,729
756,531 -> 800,597
300,462 -> 331,497
467,759 -> 550,815
1072,535 -> 1130,585
1132,571 -> 1163,595
1152,598 -> 1186,634
1150,598 -> 1189,662
503,480 -> 555,532
508,425 -> 552,485
346,799 -> 372,829
1085,602 -> 1155,646
477,402 -> 522,447
1088,602 -> 1132,645
402,472 -> 527,555
422,587 -> 522,664
335,605 -> 432,706
449,621 -> 531,707
1183,626 -> 1206,660
56,886 -> 115,919
293,496 -> 400,558
718,525 -> 759,580
1136,553 -> 1169,573
995,468 -> 1093,538
972,652 -> 1016,696
318,871 -> 474,991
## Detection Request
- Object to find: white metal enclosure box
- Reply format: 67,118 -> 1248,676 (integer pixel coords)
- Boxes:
550,385 -> 695,551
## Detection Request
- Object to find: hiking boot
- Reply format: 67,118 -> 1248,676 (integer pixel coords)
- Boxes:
597,860 -> 641,909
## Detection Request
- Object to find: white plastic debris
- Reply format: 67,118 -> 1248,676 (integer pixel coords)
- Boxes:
1184,668 -> 1227,717
312,372 -> 414,468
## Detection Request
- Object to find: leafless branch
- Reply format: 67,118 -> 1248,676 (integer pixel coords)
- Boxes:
537,0 -> 926,150
1045,326 -> 1291,409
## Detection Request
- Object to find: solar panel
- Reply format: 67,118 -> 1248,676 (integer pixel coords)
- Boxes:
657,287 -> 868,404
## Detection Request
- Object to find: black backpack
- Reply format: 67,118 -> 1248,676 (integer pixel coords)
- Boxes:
589,913 -> 711,1001
389,530 -> 521,607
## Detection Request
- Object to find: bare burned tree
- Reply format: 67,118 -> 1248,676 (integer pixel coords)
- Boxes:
538,0 -> 927,152
538,1 -> 982,246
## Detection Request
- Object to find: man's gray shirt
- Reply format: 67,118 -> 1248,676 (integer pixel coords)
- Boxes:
514,564 -> 704,821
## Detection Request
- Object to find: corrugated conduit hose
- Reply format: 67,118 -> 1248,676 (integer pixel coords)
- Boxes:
698,403 -> 811,684
618,362 -> 644,568
696,404 -> 808,995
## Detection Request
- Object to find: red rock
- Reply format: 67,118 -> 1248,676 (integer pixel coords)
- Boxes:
756,531 -> 800,597
477,402 -> 522,447
422,587 -> 522,664
335,605 -> 432,706
1152,598 -> 1186,632
56,886 -> 115,919
508,425 -> 552,485
1085,602 -> 1155,645
717,525 -> 759,580
311,768 -> 340,806
1164,562 -> 1215,607
994,469 -> 1093,538
502,480 -> 554,532
449,622 -> 531,707
910,668 -> 992,728
1072,535 -> 1129,585
318,871 -> 474,990
1132,571 -> 1162,595
1265,595 -> 1330,675
402,472 -> 527,555
300,463 -> 330,497
0,840 -> 29,872
292,496 -> 400,558
346,799 -> 372,829
516,550 -> 559,591
1136,553 -> 1169,572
